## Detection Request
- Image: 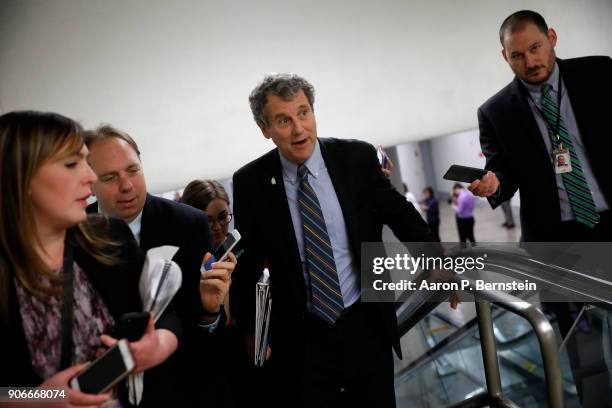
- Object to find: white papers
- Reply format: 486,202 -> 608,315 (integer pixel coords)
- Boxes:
139,246 -> 181,322
130,245 -> 182,405
254,268 -> 272,367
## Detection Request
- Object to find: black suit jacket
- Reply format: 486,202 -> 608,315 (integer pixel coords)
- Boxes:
138,194 -> 213,328
1,217 -> 143,389
478,56 -> 612,241
231,138 -> 433,361
88,194 -> 220,406
88,194 -> 212,327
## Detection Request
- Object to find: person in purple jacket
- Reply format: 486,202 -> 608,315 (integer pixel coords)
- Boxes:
452,183 -> 476,243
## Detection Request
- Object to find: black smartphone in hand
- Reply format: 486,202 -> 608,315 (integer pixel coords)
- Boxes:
112,311 -> 150,342
443,165 -> 488,183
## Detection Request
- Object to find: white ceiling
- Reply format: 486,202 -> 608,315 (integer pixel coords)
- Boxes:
1,0 -> 611,192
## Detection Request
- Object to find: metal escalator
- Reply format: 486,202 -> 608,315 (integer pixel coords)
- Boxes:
390,245 -> 612,408
394,305 -> 596,407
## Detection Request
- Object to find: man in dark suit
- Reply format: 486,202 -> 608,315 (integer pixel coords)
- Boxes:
469,11 -> 612,406
85,126 -> 235,406
469,10 -> 611,242
231,73 -> 433,407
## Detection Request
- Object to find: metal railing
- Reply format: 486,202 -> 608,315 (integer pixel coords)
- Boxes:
394,275 -> 565,408
467,278 -> 563,408
391,243 -> 612,407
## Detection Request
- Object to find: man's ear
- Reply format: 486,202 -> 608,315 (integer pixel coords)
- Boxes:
259,123 -> 271,139
501,48 -> 509,63
548,28 -> 557,47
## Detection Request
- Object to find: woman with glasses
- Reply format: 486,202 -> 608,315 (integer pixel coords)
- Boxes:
182,180 -> 232,249
182,179 -> 235,321
182,179 -> 253,407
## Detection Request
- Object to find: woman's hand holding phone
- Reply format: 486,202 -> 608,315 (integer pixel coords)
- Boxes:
200,251 -> 237,323
41,363 -> 111,407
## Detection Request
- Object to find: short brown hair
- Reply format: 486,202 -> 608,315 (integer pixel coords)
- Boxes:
499,10 -> 549,46
182,179 -> 229,212
84,124 -> 141,157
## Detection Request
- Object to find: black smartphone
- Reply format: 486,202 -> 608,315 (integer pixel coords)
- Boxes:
443,165 -> 488,183
69,339 -> 135,394
112,311 -> 150,342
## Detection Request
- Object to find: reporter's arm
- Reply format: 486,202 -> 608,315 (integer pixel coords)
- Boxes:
199,252 -> 236,327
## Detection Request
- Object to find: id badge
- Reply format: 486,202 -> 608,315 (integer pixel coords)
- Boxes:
552,147 -> 572,174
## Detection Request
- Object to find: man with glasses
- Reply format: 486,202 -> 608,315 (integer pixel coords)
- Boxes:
85,126 -> 234,406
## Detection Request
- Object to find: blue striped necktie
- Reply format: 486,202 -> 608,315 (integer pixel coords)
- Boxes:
297,164 -> 344,324
541,83 -> 600,228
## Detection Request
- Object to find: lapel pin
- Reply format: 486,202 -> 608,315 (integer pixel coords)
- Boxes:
270,177 -> 276,185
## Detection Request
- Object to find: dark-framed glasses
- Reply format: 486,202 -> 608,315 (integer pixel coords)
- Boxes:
208,212 -> 233,227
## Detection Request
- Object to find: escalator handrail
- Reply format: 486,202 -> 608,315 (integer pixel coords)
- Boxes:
394,276 -> 565,408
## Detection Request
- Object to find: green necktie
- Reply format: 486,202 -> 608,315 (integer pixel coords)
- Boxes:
541,83 -> 600,228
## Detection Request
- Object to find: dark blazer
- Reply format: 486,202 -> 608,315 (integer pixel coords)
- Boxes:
138,194 -> 213,328
88,194 -> 222,406
478,56 -> 612,241
231,138 -> 433,362
87,194 -> 212,328
138,194 -> 225,406
1,217 -> 143,387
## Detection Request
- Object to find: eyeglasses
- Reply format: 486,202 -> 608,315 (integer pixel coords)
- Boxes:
208,212 -> 233,227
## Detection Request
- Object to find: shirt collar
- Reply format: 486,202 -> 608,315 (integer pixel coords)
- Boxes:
279,139 -> 323,184
521,61 -> 560,97
127,211 -> 143,245
98,202 -> 143,244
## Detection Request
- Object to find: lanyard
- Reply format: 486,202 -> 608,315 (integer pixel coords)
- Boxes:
526,72 -> 563,148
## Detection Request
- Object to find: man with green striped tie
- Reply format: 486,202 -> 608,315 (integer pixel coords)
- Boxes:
470,9 -> 611,242
470,10 -> 612,407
